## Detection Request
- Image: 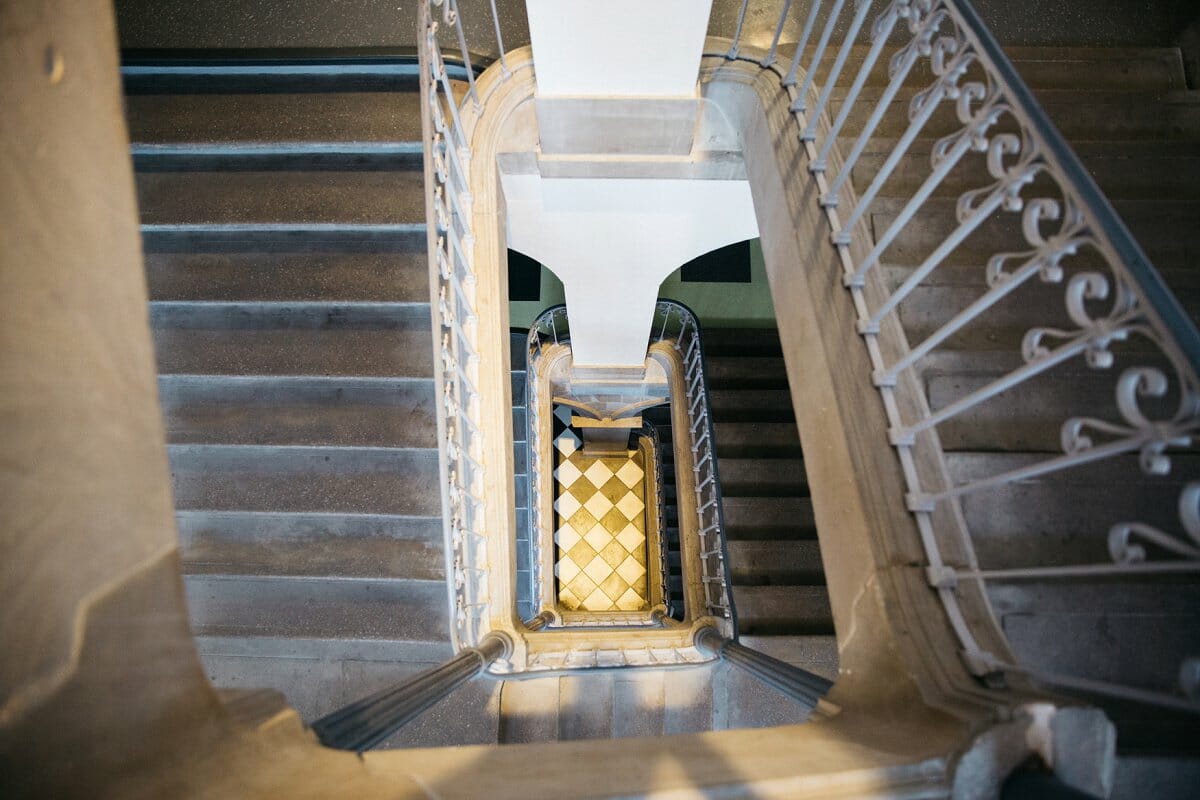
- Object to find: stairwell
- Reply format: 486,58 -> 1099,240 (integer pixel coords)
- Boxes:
126,60 -> 498,746
123,44 -> 1200,771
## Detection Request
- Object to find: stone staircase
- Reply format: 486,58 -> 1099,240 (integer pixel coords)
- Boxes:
126,59 -> 497,747
840,45 -> 1200,772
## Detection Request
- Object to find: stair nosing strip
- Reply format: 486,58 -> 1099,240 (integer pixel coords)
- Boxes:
121,63 -> 424,78
175,509 -> 442,522
141,222 -> 426,234
132,142 -> 422,158
167,442 -> 438,455
159,374 -> 434,385
150,299 -> 430,311
183,572 -> 445,585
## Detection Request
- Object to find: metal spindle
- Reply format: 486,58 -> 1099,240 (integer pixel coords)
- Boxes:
446,0 -> 480,107
846,131 -> 977,285
762,0 -> 794,67
812,0 -> 902,168
833,79 -> 950,244
790,0 -> 846,114
783,0 -> 825,86
822,37 -> 923,204
801,0 -> 874,140
727,0 -> 752,59
488,0 -> 510,75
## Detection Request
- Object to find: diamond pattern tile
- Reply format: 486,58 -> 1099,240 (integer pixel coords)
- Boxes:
554,429 -> 581,457
583,523 -> 612,553
557,557 -> 580,583
555,524 -> 581,551
583,460 -> 614,488
583,492 -> 614,520
552,434 -> 651,612
554,460 -> 582,488
616,523 -> 644,553
554,492 -> 581,520
616,461 -> 644,488
616,492 -> 644,519
554,404 -> 575,426
616,554 -> 646,585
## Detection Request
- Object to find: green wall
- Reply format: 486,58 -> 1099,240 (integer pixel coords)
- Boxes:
509,239 -> 776,332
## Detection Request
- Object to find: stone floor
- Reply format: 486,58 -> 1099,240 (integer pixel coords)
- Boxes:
552,414 -> 649,612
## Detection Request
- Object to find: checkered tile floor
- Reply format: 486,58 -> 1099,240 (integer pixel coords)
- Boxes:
552,422 -> 649,612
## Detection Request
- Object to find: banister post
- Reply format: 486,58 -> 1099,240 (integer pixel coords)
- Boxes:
524,610 -> 556,632
311,631 -> 511,751
694,626 -> 836,717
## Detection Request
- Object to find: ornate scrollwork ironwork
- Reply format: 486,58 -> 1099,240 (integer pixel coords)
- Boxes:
1108,482 -> 1200,564
908,32 -> 974,121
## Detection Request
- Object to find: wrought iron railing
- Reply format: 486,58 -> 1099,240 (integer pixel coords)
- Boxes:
650,302 -> 739,625
524,305 -> 568,626
720,0 -> 1200,712
643,420 -> 678,621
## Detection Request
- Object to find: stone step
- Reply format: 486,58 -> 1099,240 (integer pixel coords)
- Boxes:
727,540 -> 825,586
944,452 -> 1200,570
160,375 -> 436,448
838,87 -> 1200,142
134,152 -> 425,227
177,510 -> 444,581
145,235 -> 429,303
734,586 -> 835,636
722,496 -> 817,539
195,637 -> 500,748
987,580 -> 1200,695
714,659 -> 821,731
871,196 -> 1200,273
657,420 -> 801,456
497,658 -> 836,743
168,443 -> 441,516
920,357 -> 1186,454
713,422 -> 803,458
125,82 -> 422,151
845,138 -> 1200,203
716,458 -> 809,497
708,389 -> 796,422
185,573 -> 449,643
737,634 -> 839,683
810,45 -> 1186,94
1113,755 -> 1200,796
556,673 -> 616,741
701,327 -> 784,357
150,301 -> 434,378
889,278 -> 1200,360
706,356 -> 791,389
497,665 -> 722,743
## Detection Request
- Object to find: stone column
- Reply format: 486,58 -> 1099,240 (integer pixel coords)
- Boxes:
312,632 -> 512,751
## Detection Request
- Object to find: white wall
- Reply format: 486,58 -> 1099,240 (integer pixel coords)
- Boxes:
501,172 -> 758,367
526,0 -> 714,97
